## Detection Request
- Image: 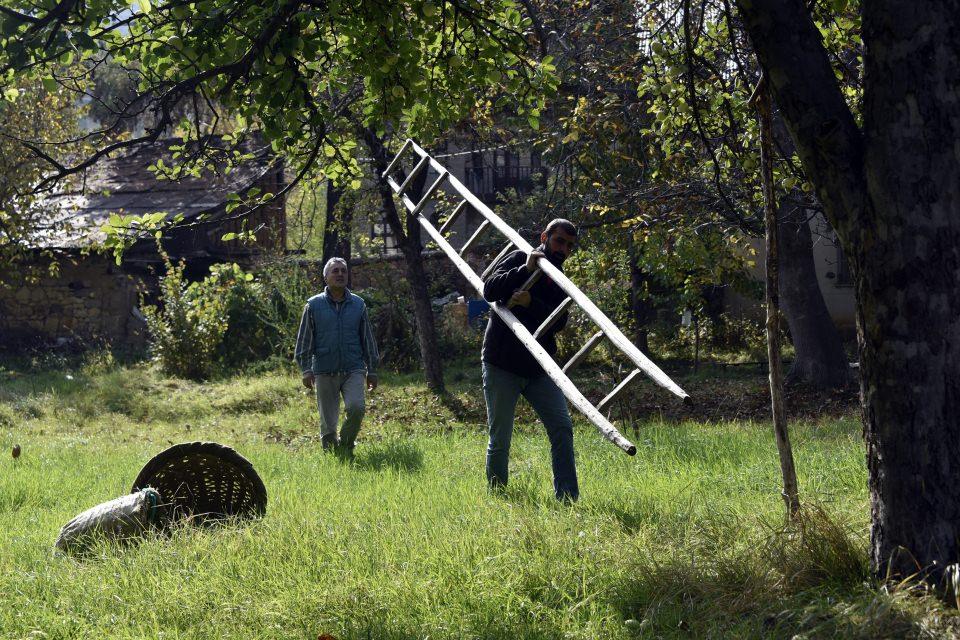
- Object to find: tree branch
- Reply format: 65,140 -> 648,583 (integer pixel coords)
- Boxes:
735,0 -> 866,240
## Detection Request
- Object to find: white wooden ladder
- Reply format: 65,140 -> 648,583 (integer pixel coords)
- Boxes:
383,139 -> 690,455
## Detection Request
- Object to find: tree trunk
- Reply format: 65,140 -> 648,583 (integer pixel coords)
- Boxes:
755,81 -> 800,519
360,128 -> 445,392
627,233 -> 652,352
777,201 -> 851,389
858,1 -> 960,582
321,179 -> 352,270
737,0 -> 960,581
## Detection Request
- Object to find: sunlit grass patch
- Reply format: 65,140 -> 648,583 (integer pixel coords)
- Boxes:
1,358 -> 958,638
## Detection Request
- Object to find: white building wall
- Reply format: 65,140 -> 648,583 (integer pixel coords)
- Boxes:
728,212 -> 856,332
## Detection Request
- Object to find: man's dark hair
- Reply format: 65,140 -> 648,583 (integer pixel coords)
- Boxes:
544,218 -> 578,238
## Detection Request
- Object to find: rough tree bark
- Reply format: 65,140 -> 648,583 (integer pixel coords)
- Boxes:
321,179 -> 352,273
360,128 -> 445,392
778,201 -> 851,389
737,0 -> 960,581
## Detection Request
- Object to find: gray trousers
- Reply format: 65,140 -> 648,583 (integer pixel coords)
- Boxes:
315,370 -> 367,447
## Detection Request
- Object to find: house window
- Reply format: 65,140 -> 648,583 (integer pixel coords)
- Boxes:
465,149 -> 537,201
370,219 -> 400,254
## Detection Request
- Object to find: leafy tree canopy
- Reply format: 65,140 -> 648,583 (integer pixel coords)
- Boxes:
0,75 -> 87,278
0,0 -> 557,252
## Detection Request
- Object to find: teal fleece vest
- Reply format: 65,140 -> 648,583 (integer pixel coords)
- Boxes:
308,291 -> 366,374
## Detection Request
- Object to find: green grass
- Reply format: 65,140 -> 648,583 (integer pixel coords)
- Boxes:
1,357 -> 958,639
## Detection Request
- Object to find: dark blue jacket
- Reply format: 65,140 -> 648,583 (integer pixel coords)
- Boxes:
481,247 -> 569,377
294,289 -> 379,376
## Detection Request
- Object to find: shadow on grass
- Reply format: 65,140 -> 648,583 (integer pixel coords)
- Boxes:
587,499 -> 662,534
437,390 -> 486,424
603,505 -> 948,639
354,440 -> 424,473
487,479 -> 581,512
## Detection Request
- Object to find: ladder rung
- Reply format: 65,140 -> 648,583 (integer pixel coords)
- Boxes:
480,241 -> 515,280
410,171 -> 449,217
597,369 -> 642,413
507,269 -> 542,308
397,155 -> 430,195
533,297 -> 572,339
518,269 -> 542,292
439,200 -> 469,235
459,220 -> 490,256
386,175 -> 402,193
562,331 -> 604,373
382,138 -> 414,181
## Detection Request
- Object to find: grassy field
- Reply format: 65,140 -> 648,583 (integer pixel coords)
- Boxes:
1,354 -> 958,639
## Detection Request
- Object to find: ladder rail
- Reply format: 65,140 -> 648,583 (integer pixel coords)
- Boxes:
394,139 -> 689,403
480,241 -> 516,281
394,189 -> 637,455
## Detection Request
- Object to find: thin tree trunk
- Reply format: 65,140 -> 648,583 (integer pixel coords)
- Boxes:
360,128 -> 445,392
627,233 -> 652,352
777,200 -> 850,389
322,180 -> 353,283
754,78 -> 800,519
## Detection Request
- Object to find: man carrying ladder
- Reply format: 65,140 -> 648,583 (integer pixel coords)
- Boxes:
381,138 -> 689,497
481,219 -> 580,502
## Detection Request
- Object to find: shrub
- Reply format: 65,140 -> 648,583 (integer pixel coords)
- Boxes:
142,256 -> 229,380
362,283 -> 420,372
213,264 -> 283,369
436,302 -> 483,361
253,258 -> 322,361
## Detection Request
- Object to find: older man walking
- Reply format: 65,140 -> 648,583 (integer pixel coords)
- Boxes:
295,257 -> 379,455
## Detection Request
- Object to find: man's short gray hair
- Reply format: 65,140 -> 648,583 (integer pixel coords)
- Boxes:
323,257 -> 349,279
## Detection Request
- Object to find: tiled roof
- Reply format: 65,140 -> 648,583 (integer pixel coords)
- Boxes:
40,136 -> 276,248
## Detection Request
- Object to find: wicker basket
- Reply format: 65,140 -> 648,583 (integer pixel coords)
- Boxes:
131,441 -> 267,524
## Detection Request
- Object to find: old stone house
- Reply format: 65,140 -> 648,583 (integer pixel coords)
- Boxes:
0,136 -> 286,350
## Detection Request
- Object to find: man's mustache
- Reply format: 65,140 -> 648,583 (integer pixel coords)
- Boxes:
546,249 -> 566,265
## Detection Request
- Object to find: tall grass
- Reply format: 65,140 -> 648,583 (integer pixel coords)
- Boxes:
1,358 -> 958,638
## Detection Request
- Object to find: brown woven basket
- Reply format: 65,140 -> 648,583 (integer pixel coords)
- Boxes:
131,441 -> 267,524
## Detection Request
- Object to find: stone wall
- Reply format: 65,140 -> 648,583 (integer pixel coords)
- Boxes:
0,254 -> 149,349
0,251 -> 481,352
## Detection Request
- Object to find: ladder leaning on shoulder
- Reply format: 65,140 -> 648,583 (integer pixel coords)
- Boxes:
383,139 -> 690,455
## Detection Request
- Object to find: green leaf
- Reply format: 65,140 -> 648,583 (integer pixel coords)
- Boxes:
73,32 -> 97,51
